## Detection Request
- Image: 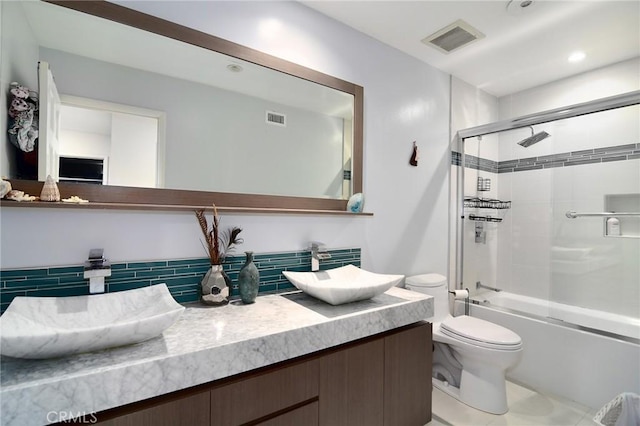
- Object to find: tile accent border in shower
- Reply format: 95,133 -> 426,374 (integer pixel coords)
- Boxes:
452,142 -> 640,174
451,152 -> 498,173
0,248 -> 361,313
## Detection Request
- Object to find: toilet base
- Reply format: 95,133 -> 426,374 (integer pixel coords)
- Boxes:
433,373 -> 509,415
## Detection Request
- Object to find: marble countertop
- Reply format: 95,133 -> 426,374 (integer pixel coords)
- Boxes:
0,287 -> 433,426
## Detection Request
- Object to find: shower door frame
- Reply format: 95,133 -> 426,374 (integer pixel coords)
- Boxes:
454,89 -> 640,290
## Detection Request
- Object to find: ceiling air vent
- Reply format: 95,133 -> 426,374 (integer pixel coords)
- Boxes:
266,110 -> 286,127
421,19 -> 485,54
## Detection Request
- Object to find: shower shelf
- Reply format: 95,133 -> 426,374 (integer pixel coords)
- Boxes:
468,214 -> 502,223
464,197 -> 511,210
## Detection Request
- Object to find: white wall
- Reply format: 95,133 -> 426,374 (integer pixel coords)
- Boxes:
109,113 -> 158,188
0,1 -> 39,179
449,77 -> 499,290
499,58 -> 640,119
59,130 -> 111,160
1,1 -> 451,278
450,77 -> 499,160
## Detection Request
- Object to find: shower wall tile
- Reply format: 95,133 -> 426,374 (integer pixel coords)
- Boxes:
542,161 -> 565,169
537,152 -> 571,162
498,158 -> 639,314
513,164 -> 544,172
452,142 -> 639,173
451,151 -> 462,166
454,152 -> 499,173
0,248 -> 361,313
510,168 -> 552,202
593,143 -> 637,154
498,159 -> 519,168
564,157 -> 602,166
570,149 -> 594,157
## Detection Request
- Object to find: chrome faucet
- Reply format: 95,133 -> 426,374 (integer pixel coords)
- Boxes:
310,242 -> 332,272
84,249 -> 111,293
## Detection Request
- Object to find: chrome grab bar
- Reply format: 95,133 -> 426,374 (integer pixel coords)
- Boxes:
476,281 -> 502,292
566,211 -> 640,219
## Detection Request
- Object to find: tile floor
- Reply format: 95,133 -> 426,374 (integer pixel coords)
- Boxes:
426,380 -> 600,426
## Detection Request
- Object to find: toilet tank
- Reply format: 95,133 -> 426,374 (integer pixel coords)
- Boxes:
405,274 -> 450,322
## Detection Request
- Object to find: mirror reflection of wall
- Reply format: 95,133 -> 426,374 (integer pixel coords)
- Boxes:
1,0 -> 356,201
43,48 -> 347,198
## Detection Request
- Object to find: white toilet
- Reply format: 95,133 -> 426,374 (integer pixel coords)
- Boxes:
406,274 -> 522,415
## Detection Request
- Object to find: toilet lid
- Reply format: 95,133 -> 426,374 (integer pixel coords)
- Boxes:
406,273 -> 447,288
441,316 -> 522,350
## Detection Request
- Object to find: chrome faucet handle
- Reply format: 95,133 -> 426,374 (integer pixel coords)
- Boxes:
310,242 -> 329,272
88,248 -> 104,261
84,249 -> 111,294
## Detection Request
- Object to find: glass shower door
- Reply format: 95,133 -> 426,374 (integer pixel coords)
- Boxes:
548,105 -> 640,338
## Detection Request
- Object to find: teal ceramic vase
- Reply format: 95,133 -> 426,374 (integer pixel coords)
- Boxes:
238,251 -> 259,304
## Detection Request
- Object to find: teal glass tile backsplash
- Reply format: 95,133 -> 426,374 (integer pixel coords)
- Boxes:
0,248 -> 361,313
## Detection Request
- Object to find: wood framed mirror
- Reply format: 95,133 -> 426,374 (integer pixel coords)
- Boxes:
2,0 -> 364,214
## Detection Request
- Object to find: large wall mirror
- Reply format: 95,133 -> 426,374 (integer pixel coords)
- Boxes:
1,0 -> 363,212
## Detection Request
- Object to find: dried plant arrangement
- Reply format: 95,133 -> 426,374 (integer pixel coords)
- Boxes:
195,204 -> 243,265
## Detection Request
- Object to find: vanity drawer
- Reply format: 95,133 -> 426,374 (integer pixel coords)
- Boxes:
95,390 -> 210,426
210,358 -> 319,425
255,401 -> 319,426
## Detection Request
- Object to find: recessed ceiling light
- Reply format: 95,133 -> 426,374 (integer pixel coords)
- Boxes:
506,0 -> 536,16
568,51 -> 586,63
227,64 -> 243,73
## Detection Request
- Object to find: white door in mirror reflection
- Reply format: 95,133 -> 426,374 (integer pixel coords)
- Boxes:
56,95 -> 164,188
38,61 -> 61,182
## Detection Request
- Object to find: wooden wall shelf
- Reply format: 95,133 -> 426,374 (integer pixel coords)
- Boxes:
0,199 -> 373,216
1,179 -> 372,216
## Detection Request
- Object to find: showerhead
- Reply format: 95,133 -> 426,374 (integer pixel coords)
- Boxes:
517,126 -> 550,147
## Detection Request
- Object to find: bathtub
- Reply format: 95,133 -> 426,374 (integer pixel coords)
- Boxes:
454,291 -> 640,410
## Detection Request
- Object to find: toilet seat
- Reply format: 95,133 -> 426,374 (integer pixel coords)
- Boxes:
441,316 -> 522,351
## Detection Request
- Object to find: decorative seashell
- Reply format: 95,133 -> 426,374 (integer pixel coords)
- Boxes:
0,180 -> 12,198
62,195 -> 89,204
40,175 -> 60,202
6,189 -> 21,199
6,190 -> 37,202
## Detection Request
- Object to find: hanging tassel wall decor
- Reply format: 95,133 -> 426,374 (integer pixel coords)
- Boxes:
409,141 -> 419,166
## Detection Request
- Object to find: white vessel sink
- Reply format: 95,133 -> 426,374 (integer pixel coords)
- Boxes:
0,284 -> 184,359
283,264 -> 404,305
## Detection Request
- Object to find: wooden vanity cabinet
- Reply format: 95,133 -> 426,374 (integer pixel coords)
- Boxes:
319,338 -> 385,425
384,322 -> 433,425
92,322 -> 431,426
318,323 -> 432,426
